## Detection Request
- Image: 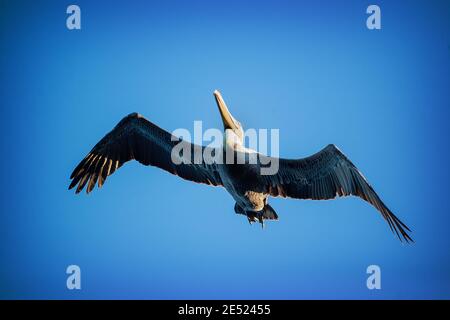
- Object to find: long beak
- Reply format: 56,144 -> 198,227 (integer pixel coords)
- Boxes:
214,90 -> 239,130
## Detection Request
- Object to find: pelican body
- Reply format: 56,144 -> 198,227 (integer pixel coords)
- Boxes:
69,90 -> 412,242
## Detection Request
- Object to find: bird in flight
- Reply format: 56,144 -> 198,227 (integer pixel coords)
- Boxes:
69,90 -> 412,242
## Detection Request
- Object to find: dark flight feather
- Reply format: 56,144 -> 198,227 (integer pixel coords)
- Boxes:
69,113 -> 223,194
259,144 -> 412,242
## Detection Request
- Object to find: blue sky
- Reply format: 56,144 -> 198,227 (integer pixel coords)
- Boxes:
0,0 -> 449,299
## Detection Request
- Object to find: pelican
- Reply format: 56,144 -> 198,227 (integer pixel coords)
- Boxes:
69,90 -> 412,242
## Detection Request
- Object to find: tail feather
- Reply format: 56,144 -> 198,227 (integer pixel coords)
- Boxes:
234,203 -> 279,224
261,204 -> 278,220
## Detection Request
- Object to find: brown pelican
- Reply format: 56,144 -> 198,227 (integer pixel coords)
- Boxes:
69,90 -> 412,242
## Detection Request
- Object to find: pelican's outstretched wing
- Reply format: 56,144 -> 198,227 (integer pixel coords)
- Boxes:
69,113 -> 223,193
260,144 -> 412,242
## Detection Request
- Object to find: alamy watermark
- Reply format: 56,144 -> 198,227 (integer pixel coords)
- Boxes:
66,264 -> 81,290
65,4 -> 380,31
366,5 -> 381,30
66,5 -> 81,30
170,121 -> 280,175
366,265 -> 381,290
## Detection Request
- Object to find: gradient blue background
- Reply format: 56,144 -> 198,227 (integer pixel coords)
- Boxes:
1,0 -> 449,299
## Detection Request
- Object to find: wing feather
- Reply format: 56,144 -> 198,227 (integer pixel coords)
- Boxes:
69,113 -> 223,194
261,144 -> 412,242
